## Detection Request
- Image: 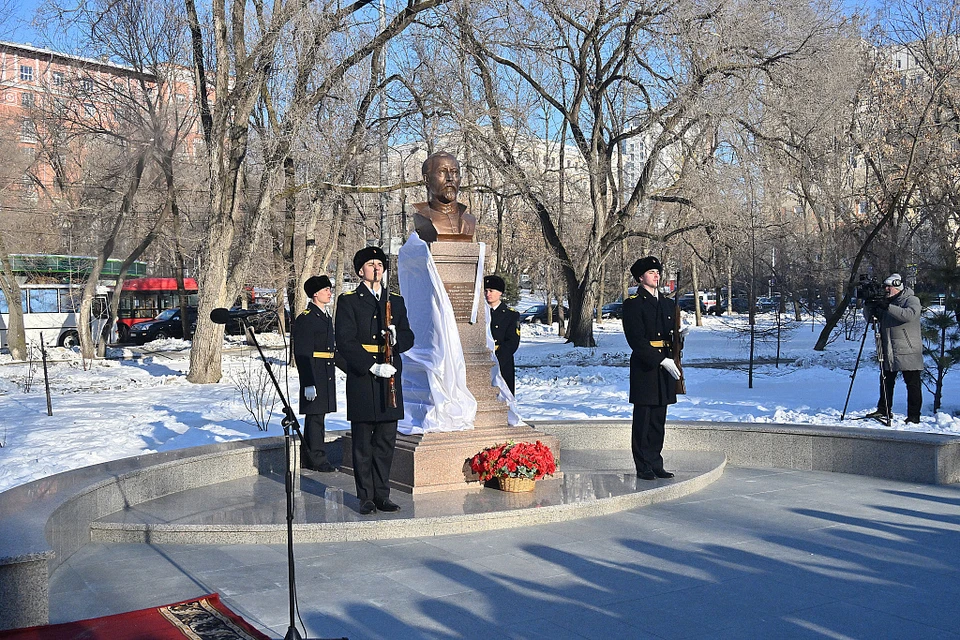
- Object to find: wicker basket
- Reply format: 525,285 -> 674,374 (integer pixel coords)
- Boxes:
498,476 -> 536,493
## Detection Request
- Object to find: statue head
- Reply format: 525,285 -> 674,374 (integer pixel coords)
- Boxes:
422,152 -> 461,207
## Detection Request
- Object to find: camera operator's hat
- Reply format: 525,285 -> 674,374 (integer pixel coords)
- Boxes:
631,256 -> 662,281
304,275 -> 332,297
883,273 -> 903,288
484,274 -> 506,292
353,246 -> 388,274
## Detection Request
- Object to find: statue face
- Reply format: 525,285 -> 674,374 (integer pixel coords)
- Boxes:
424,155 -> 461,205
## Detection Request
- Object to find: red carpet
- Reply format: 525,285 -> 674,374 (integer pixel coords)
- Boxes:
0,594 -> 270,640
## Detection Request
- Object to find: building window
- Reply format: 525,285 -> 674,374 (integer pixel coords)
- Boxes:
80,78 -> 94,93
83,103 -> 96,117
21,92 -> 35,107
175,93 -> 186,105
20,65 -> 34,82
20,120 -> 38,143
52,71 -> 64,86
20,173 -> 38,202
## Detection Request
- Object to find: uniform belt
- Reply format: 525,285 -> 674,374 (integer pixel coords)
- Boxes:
361,344 -> 382,353
649,340 -> 671,348
312,351 -> 334,359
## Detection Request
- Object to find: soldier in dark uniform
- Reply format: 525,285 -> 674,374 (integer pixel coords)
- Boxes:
484,274 -> 521,394
335,246 -> 415,515
622,256 -> 682,481
292,275 -> 343,473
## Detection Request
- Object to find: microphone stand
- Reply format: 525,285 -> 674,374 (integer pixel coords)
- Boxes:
229,314 -> 346,640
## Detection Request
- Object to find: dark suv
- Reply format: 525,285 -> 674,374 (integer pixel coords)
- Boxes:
601,301 -> 623,319
677,296 -> 706,314
519,303 -> 569,324
129,307 -> 198,344
221,306 -> 288,335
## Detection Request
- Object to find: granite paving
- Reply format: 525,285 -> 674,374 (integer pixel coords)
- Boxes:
47,460 -> 960,639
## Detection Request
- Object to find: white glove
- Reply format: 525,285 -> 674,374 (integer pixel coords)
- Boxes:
679,322 -> 691,338
370,363 -> 397,378
382,324 -> 397,346
660,358 -> 682,380
304,386 -> 317,401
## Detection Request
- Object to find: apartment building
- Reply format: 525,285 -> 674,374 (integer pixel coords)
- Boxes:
0,40 -> 203,254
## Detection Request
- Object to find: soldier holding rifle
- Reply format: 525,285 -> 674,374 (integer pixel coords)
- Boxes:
622,256 -> 687,481
336,246 -> 415,515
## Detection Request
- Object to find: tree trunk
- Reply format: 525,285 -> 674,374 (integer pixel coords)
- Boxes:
0,245 -> 26,360
565,283 -> 597,347
78,151 -> 147,360
188,219 -> 233,382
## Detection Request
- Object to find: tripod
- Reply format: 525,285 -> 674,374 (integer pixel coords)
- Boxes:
210,308 -> 346,640
841,312 -> 891,426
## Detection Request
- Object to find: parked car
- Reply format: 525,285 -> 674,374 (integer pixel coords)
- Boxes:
190,306 -> 290,336
223,307 -> 287,335
709,296 -> 750,314
519,304 -> 569,324
677,295 -> 706,314
601,301 -> 623,319
755,296 -> 781,313
129,307 -> 198,344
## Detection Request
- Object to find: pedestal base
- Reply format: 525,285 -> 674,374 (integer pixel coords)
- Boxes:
342,425 -> 561,494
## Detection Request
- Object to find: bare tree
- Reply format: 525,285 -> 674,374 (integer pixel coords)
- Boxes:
184,0 -> 454,383
33,0 -> 197,359
452,0 -> 835,346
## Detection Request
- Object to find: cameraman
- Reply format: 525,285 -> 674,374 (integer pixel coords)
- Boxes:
863,273 -> 923,424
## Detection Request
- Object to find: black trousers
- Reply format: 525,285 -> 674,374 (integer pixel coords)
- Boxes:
878,369 -> 922,421
350,420 -> 398,502
301,413 -> 329,469
497,353 -> 516,395
632,404 -> 668,474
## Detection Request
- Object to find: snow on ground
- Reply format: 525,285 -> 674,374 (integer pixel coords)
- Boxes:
1,313 -> 957,492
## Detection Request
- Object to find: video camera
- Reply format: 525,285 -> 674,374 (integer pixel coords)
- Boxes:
856,275 -> 886,305
856,275 -> 888,321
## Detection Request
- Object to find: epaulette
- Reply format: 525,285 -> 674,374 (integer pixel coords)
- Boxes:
299,308 -> 311,316
391,290 -> 400,296
342,290 -> 356,295
627,293 -> 639,299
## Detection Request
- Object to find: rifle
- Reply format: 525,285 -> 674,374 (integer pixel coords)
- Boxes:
383,254 -> 398,408
673,272 -> 687,394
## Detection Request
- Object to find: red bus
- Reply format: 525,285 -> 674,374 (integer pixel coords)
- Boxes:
116,277 -> 198,342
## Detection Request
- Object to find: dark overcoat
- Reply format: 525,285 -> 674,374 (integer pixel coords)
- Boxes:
490,303 -> 520,390
335,285 -> 415,422
622,288 -> 679,406
291,302 -> 344,415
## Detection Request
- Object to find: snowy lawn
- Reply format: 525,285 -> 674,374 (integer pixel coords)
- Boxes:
1,314 -> 956,492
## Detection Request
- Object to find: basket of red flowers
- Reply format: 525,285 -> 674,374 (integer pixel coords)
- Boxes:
469,440 -> 557,492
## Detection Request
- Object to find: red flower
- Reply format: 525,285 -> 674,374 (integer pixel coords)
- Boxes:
469,440 -> 557,481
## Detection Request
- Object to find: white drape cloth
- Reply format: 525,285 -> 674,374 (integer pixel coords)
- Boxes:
397,233 -> 478,434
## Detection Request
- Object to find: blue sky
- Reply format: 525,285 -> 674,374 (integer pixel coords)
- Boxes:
3,0 -> 45,44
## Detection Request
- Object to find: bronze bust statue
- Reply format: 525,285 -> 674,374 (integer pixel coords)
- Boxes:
412,151 -> 476,243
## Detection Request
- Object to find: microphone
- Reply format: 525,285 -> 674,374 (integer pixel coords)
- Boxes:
210,307 -> 232,325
